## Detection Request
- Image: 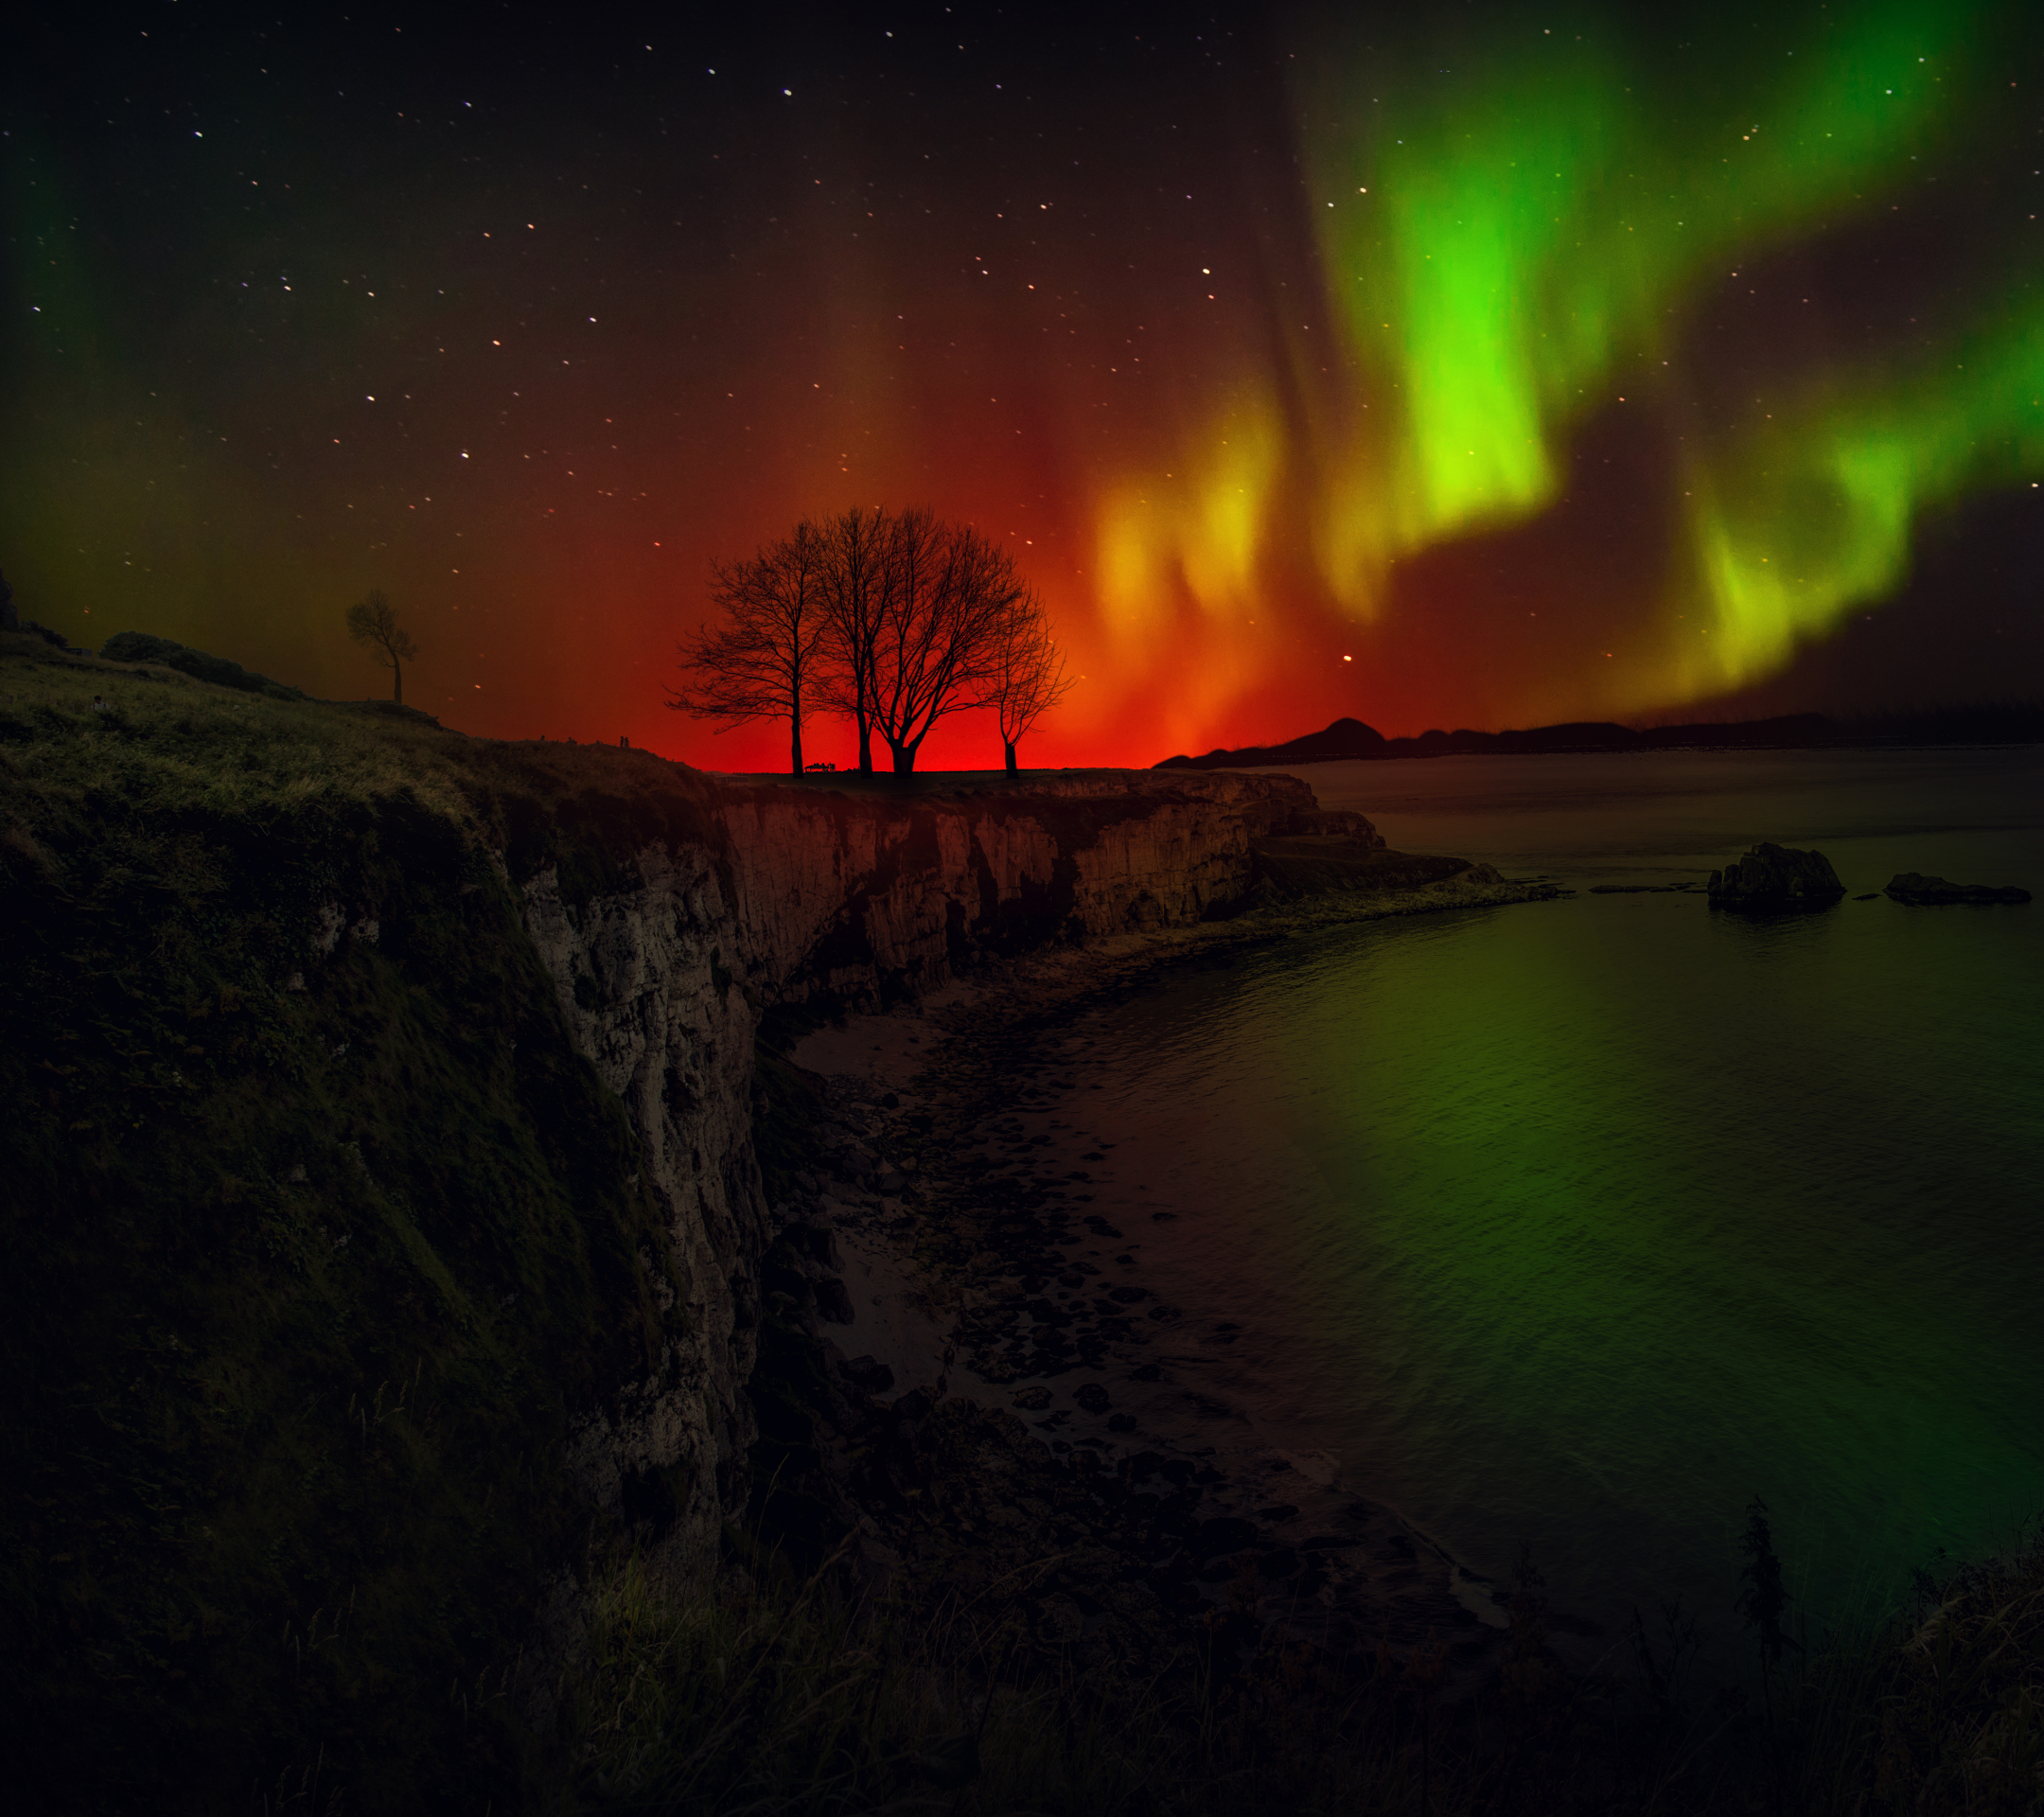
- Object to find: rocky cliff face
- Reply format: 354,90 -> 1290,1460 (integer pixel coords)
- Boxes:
720,769 -> 1317,997
0,644 -> 1354,1808
515,768 -> 1319,1575
520,841 -> 764,1576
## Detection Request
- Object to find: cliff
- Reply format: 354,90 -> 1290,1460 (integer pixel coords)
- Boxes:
519,768 -> 1320,1586
0,636 -> 1331,1809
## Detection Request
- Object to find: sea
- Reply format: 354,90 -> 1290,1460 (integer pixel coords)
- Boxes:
1059,747 -> 2044,1664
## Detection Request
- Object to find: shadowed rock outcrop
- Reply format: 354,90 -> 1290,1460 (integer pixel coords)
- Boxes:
1885,873 -> 2032,906
1706,843 -> 1845,909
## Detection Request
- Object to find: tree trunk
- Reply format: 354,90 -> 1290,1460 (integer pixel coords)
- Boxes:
393,659 -> 403,706
890,736 -> 917,774
790,714 -> 803,775
856,712 -> 872,772
1004,739 -> 1017,773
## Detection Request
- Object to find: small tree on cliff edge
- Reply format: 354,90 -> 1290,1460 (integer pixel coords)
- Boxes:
863,508 -> 1024,774
345,588 -> 416,704
987,593 -> 1073,772
668,521 -> 831,774
815,505 -> 892,774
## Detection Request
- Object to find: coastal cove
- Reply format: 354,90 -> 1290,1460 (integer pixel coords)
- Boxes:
823,747 -> 2044,1678
7,632 -> 2041,1808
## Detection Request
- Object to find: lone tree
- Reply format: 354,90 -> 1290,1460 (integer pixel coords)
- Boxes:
668,520 -> 831,774
987,592 -> 1073,772
345,588 -> 417,705
860,508 -> 1026,774
814,506 -> 894,774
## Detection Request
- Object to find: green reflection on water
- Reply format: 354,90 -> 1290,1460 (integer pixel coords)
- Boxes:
1195,892 -> 2042,1635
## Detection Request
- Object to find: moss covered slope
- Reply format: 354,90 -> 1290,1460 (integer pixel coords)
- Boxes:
0,638 -> 727,1811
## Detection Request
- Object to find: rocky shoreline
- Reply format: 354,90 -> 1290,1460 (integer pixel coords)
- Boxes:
733,822 -> 2034,1712
748,878 -> 1575,1701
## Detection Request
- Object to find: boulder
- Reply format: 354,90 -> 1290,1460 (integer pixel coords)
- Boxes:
1705,843 -> 1845,909
1885,873 -> 2032,906
814,1277 -> 855,1324
839,1354 -> 896,1394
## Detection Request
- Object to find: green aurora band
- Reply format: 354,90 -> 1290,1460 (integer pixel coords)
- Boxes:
1301,0 -> 2043,696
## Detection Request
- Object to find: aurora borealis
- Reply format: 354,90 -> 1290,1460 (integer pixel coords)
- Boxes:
6,1 -> 2042,769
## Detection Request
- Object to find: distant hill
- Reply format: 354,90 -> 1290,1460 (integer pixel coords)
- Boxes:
1155,704 -> 2044,769
1154,715 -> 1391,769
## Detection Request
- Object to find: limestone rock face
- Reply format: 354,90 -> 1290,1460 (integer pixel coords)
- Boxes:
1885,873 -> 2032,906
520,841 -> 764,1573
1706,842 -> 1845,908
717,770 -> 1322,997
512,768 -> 1320,1573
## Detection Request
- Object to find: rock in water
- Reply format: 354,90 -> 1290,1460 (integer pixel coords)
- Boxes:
1885,873 -> 2032,906
1706,842 -> 1845,909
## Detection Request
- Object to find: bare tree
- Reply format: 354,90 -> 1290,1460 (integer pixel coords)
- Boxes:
814,507 -> 894,774
668,521 -> 831,774
345,588 -> 417,704
864,509 -> 1026,774
987,593 -> 1074,772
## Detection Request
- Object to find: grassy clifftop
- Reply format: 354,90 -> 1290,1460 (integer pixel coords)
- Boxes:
0,638 -> 734,1811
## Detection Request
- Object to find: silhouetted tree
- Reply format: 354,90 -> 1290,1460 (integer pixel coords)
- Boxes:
863,508 -> 1025,774
815,506 -> 894,773
987,593 -> 1073,772
345,588 -> 416,704
685,507 -> 1044,775
668,521 -> 831,774
0,569 -> 16,634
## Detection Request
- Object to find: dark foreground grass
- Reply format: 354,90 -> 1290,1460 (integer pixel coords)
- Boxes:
0,638 -> 732,1810
543,1525 -> 2044,1816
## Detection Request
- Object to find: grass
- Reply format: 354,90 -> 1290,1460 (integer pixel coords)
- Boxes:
0,638 -> 728,1811
559,1531 -> 1401,1816
1809,1541 -> 2044,1816
542,1526 -> 2044,1816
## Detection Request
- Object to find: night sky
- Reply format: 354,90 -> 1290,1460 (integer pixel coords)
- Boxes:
7,0 -> 2044,769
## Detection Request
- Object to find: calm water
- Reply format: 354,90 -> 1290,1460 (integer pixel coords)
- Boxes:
1074,749 -> 2044,1656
